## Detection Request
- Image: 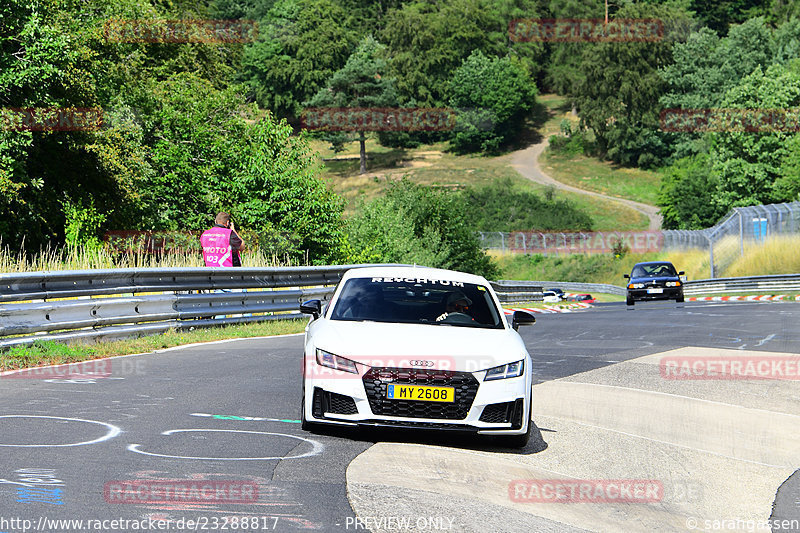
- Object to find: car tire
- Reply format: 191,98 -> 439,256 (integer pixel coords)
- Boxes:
676,294 -> 684,303
626,296 -> 635,306
300,368 -> 318,432
300,391 -> 321,432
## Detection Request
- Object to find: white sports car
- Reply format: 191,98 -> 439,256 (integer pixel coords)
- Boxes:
299,266 -> 536,447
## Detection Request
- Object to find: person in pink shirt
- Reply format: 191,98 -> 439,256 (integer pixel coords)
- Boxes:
200,212 -> 245,267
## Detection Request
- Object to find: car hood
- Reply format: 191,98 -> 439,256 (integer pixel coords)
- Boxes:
308,319 -> 528,372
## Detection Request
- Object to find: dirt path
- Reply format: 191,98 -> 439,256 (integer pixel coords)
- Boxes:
509,139 -> 663,230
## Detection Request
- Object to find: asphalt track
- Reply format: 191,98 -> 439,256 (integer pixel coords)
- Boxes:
0,300 -> 798,532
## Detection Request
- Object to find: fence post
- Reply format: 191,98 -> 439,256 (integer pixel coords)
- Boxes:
707,232 -> 715,279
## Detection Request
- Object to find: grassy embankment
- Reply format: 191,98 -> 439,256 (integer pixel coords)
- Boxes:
312,94 -> 651,231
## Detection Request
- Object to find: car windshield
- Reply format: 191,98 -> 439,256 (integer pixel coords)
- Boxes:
631,263 -> 678,278
330,277 -> 504,329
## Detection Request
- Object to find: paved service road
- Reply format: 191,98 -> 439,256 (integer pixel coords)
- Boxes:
0,300 -> 798,532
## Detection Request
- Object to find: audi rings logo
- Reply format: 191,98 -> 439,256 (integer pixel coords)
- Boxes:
410,360 -> 435,367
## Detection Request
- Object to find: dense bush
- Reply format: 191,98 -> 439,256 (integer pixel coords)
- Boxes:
345,179 -> 499,278
548,121 -> 594,156
448,51 -> 537,154
462,179 -> 594,232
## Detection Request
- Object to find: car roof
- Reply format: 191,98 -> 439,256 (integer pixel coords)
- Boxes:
632,261 -> 675,266
341,265 -> 490,285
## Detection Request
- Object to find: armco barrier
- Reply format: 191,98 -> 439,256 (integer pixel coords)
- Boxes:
492,280 -> 626,298
682,273 -> 800,295
493,274 -> 800,299
2,269 -> 797,349
0,265 -> 386,348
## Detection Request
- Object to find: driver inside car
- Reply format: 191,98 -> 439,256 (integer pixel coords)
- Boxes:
436,292 -> 474,322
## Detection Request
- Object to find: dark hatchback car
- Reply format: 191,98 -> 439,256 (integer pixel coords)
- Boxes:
624,261 -> 685,306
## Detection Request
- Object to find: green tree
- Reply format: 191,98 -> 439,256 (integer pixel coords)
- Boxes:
130,73 -> 345,262
709,62 -> 800,212
773,18 -> 800,65
776,133 -> 800,202
689,0 -> 771,35
306,36 -> 399,174
0,0 -> 247,251
380,0 -> 543,107
574,3 -> 692,167
239,0 -> 357,120
544,0 -> 604,96
0,0 -> 112,249
657,154 -> 723,229
448,51 -> 538,153
660,17 -> 796,161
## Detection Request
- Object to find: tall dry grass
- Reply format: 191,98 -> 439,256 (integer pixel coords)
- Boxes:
724,234 -> 800,277
0,242 -> 300,273
661,247 -> 712,280
493,234 -> 799,285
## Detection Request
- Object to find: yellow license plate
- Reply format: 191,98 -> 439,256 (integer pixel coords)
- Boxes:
386,384 -> 455,402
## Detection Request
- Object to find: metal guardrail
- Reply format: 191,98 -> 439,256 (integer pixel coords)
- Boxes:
493,280 -> 626,298
490,282 -> 544,303
494,274 -> 800,299
683,274 -> 800,295
0,265 -> 386,348
2,268 -> 797,349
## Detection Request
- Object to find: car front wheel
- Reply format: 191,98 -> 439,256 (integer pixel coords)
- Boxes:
626,295 -> 635,306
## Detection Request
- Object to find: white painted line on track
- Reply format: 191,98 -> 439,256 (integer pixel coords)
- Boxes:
0,415 -> 121,447
127,429 -> 323,461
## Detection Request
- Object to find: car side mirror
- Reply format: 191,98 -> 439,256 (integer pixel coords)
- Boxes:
623,274 -> 630,279
511,310 -> 536,331
678,271 -> 685,276
300,299 -> 322,320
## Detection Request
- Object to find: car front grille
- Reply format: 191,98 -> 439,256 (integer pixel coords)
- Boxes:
362,367 -> 479,420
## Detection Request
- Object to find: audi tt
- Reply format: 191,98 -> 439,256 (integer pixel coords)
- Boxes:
299,266 -> 536,447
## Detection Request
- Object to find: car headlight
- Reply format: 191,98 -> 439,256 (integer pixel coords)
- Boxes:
666,281 -> 681,287
629,283 -> 644,289
485,360 -> 524,381
316,349 -> 358,374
